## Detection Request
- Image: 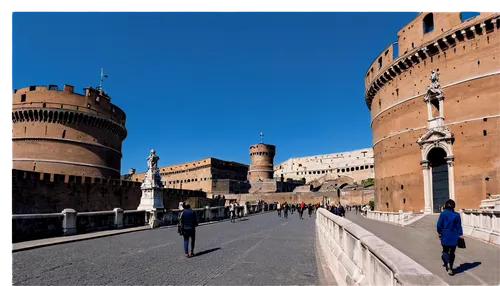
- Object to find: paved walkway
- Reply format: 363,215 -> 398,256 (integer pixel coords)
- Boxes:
13,211 -> 335,285
346,212 -> 500,286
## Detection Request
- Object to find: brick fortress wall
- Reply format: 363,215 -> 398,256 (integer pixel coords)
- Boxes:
124,157 -> 249,195
12,84 -> 127,179
364,13 -> 500,212
12,169 -> 207,214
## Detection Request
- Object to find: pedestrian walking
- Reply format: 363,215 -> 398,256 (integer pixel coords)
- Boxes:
179,204 -> 198,257
284,202 -> 289,219
277,202 -> 282,218
308,204 -> 313,217
291,204 -> 296,214
229,202 -> 236,223
437,199 -> 464,275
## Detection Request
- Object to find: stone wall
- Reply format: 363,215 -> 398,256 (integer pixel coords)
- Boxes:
315,208 -> 446,285
224,189 -> 373,206
12,169 -> 208,214
364,12 -> 500,212
124,157 -> 249,194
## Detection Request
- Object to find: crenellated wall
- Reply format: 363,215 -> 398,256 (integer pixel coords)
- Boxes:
12,84 -> 127,179
12,169 -> 207,214
364,12 -> 500,212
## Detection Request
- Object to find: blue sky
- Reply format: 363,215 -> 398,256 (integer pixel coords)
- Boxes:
13,12 -> 418,173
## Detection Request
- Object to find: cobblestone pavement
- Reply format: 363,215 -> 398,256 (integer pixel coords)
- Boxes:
346,212 -> 500,286
13,211 -> 332,285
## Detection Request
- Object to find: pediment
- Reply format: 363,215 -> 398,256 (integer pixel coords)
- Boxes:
417,127 -> 453,145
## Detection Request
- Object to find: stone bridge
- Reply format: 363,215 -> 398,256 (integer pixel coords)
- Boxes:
12,209 -> 500,285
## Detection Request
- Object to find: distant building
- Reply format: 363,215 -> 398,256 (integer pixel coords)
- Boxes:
273,148 -> 374,184
122,157 -> 248,194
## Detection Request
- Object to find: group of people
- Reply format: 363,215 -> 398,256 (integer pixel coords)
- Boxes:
275,202 -> 320,219
228,201 -> 242,223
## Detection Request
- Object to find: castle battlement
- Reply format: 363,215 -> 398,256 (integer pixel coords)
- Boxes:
12,169 -> 142,187
13,84 -> 126,126
364,12 -> 499,110
12,169 -> 207,199
12,83 -> 128,179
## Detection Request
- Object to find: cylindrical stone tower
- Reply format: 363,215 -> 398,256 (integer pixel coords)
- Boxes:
12,84 -> 127,179
248,143 -> 276,181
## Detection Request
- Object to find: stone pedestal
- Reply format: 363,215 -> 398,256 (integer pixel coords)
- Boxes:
137,149 -> 164,228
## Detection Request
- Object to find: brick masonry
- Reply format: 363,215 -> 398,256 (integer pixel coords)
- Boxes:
364,12 -> 500,212
12,169 -> 207,214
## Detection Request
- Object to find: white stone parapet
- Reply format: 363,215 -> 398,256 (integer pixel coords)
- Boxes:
366,210 -> 419,226
316,208 -> 446,286
460,209 -> 500,246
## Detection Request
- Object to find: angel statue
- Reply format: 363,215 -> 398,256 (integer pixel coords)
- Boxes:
146,149 -> 159,171
427,70 -> 442,94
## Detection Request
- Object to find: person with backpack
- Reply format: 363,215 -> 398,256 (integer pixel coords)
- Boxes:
229,202 -> 236,223
277,202 -> 282,218
283,202 -> 289,219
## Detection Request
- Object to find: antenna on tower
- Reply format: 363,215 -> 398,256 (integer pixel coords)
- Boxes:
98,68 -> 108,92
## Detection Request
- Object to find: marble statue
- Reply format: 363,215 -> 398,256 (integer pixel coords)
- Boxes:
147,149 -> 159,171
425,70 -> 444,102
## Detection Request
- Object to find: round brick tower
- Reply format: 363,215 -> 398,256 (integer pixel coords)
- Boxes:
364,12 -> 500,212
12,84 -> 127,179
248,143 -> 276,181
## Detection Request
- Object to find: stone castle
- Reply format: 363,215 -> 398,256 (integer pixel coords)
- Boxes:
364,12 -> 500,212
12,84 -> 127,179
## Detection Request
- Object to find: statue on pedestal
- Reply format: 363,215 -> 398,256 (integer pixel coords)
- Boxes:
138,149 -> 165,227
424,69 -> 444,102
141,149 -> 163,189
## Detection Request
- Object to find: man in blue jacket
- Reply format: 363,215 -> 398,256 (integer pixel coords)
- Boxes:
180,204 -> 199,257
437,199 -> 464,275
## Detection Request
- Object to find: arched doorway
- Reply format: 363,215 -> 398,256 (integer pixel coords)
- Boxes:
428,148 -> 449,213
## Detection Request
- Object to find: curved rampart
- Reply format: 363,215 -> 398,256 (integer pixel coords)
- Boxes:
363,13 -> 500,212
248,143 -> 276,180
12,84 -> 127,178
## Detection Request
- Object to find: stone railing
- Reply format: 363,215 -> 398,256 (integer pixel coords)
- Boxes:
460,209 -> 500,246
316,208 -> 446,285
154,203 -> 277,226
13,203 -> 278,243
366,210 -> 419,226
13,208 -> 146,243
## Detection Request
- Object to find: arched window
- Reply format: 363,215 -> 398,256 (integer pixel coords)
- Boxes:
423,13 -> 434,34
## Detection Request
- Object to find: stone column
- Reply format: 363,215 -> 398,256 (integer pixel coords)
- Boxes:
114,208 -> 124,229
421,160 -> 432,214
439,99 -> 445,120
445,156 -> 455,201
426,102 -> 432,122
62,208 -> 77,235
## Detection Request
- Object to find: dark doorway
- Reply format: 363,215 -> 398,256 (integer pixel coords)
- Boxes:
428,148 -> 449,213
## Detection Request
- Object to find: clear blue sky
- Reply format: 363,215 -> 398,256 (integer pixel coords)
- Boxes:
13,12 -> 418,174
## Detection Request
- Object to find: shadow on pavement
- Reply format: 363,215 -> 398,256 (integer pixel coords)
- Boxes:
453,262 -> 481,274
237,218 -> 249,222
194,247 -> 221,257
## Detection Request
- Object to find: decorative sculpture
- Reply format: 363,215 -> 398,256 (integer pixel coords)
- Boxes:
147,149 -> 159,171
138,149 -> 164,222
424,69 -> 444,102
